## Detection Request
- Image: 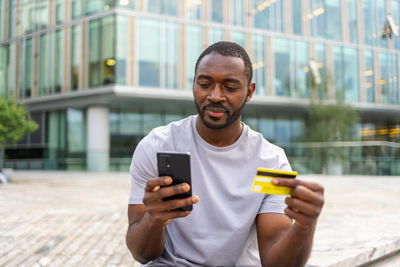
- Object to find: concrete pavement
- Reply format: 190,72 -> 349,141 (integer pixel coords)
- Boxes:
0,171 -> 399,266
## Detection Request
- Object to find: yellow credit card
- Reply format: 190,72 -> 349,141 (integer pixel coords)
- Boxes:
251,168 -> 298,195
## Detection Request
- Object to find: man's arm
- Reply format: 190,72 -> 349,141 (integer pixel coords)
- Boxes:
125,176 -> 199,264
256,178 -> 324,267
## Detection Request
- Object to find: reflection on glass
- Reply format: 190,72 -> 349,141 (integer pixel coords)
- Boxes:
363,0 -> 387,47
71,0 -> 83,19
230,0 -> 244,26
117,0 -> 137,9
231,31 -> 246,48
209,27 -> 225,45
148,0 -> 178,16
379,52 -> 399,104
252,34 -> 266,95
0,0 -> 3,41
0,45 -> 7,97
293,40 -> 308,98
138,18 -> 179,89
332,46 -> 359,102
392,0 -> 400,50
71,25 -> 81,91
259,118 -> 275,143
116,15 -> 128,85
36,0 -> 49,30
292,0 -> 302,35
38,34 -> 49,95
67,109 -> 86,153
21,0 -> 35,34
8,0 -> 17,38
85,0 -> 101,15
19,38 -> 33,99
276,117 -> 291,144
291,119 -> 304,142
186,24 -> 203,89
347,0 -> 358,43
364,50 -> 375,103
55,0 -> 64,24
88,15 -> 116,87
308,0 -> 341,40
143,113 -> 163,134
252,0 -> 284,32
185,0 -> 202,20
273,37 -> 290,96
55,30 -> 64,94
210,0 -> 224,23
315,43 -> 327,99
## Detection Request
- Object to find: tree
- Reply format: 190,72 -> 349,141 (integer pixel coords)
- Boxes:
302,71 -> 360,174
0,98 -> 38,172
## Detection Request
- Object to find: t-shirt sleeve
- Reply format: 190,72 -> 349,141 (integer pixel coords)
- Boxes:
258,147 -> 292,214
128,136 -> 158,204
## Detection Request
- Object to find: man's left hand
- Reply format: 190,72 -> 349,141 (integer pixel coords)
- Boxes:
272,178 -> 324,230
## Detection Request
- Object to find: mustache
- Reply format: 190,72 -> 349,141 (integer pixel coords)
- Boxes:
202,103 -> 229,112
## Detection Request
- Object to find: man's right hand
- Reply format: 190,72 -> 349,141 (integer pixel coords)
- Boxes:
143,176 -> 199,227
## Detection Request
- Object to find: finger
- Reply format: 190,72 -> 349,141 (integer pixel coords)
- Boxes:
156,183 -> 191,199
284,207 -> 314,227
145,176 -> 172,192
272,178 -> 324,193
163,196 -> 200,211
150,209 -> 192,226
290,186 -> 325,206
285,197 -> 322,217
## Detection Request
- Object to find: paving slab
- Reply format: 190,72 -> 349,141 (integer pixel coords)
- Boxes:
0,171 -> 399,267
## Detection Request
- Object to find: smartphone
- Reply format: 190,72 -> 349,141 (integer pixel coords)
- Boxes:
157,151 -> 192,211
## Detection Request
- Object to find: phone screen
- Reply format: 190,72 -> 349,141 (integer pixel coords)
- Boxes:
157,152 -> 192,211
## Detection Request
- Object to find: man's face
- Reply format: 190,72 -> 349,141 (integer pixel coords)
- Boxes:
193,53 -> 254,130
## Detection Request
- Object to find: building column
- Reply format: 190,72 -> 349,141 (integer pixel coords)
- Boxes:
86,106 -> 109,172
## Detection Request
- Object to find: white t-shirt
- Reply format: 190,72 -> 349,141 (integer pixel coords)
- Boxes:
129,115 -> 292,266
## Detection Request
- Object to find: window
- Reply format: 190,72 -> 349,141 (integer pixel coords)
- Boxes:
116,15 -> 128,85
0,0 -> 4,40
273,38 -> 309,98
8,0 -> 17,38
88,15 -> 116,87
137,18 -> 179,88
70,25 -> 81,91
0,45 -> 8,97
7,43 -> 16,97
259,118 -> 275,143
379,52 -> 399,104
67,109 -> 86,153
208,27 -> 225,45
19,38 -> 33,99
71,0 -> 83,19
347,0 -> 358,43
185,0 -> 202,20
231,31 -> 246,49
55,0 -> 65,24
273,37 -> 290,96
36,0 -> 49,30
292,0 -> 302,35
117,0 -> 137,9
252,0 -> 284,32
148,0 -> 178,16
252,34 -> 266,95
276,117 -> 291,144
363,0 -> 387,47
210,0 -> 224,23
54,30 -> 64,94
364,50 -> 375,103
186,24 -> 203,89
314,43 -> 328,99
308,0 -> 342,41
85,0 -> 101,15
392,0 -> 400,49
332,46 -> 359,102
20,0 -> 35,35
230,0 -> 244,26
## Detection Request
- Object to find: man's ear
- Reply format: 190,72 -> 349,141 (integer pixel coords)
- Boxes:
246,82 -> 256,102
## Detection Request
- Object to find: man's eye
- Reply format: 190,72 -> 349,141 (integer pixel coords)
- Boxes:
199,83 -> 210,89
225,85 -> 238,91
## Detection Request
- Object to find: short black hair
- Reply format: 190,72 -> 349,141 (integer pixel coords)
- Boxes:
194,41 -> 253,85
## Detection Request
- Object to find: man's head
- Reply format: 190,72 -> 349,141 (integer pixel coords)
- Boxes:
193,42 -> 255,130
194,41 -> 253,86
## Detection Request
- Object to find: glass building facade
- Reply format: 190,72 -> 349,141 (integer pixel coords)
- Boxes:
0,0 -> 399,174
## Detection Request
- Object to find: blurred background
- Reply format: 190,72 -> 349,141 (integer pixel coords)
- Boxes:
0,0 -> 399,175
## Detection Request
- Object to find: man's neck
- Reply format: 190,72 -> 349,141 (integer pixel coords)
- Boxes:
195,116 -> 243,147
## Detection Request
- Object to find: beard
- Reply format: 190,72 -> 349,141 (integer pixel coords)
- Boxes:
195,100 -> 246,130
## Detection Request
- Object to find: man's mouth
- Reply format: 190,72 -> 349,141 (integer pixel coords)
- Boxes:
204,107 -> 227,118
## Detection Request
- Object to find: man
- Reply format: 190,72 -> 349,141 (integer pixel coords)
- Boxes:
126,41 -> 324,266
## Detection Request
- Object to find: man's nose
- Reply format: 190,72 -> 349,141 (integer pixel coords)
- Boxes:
207,85 -> 225,102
